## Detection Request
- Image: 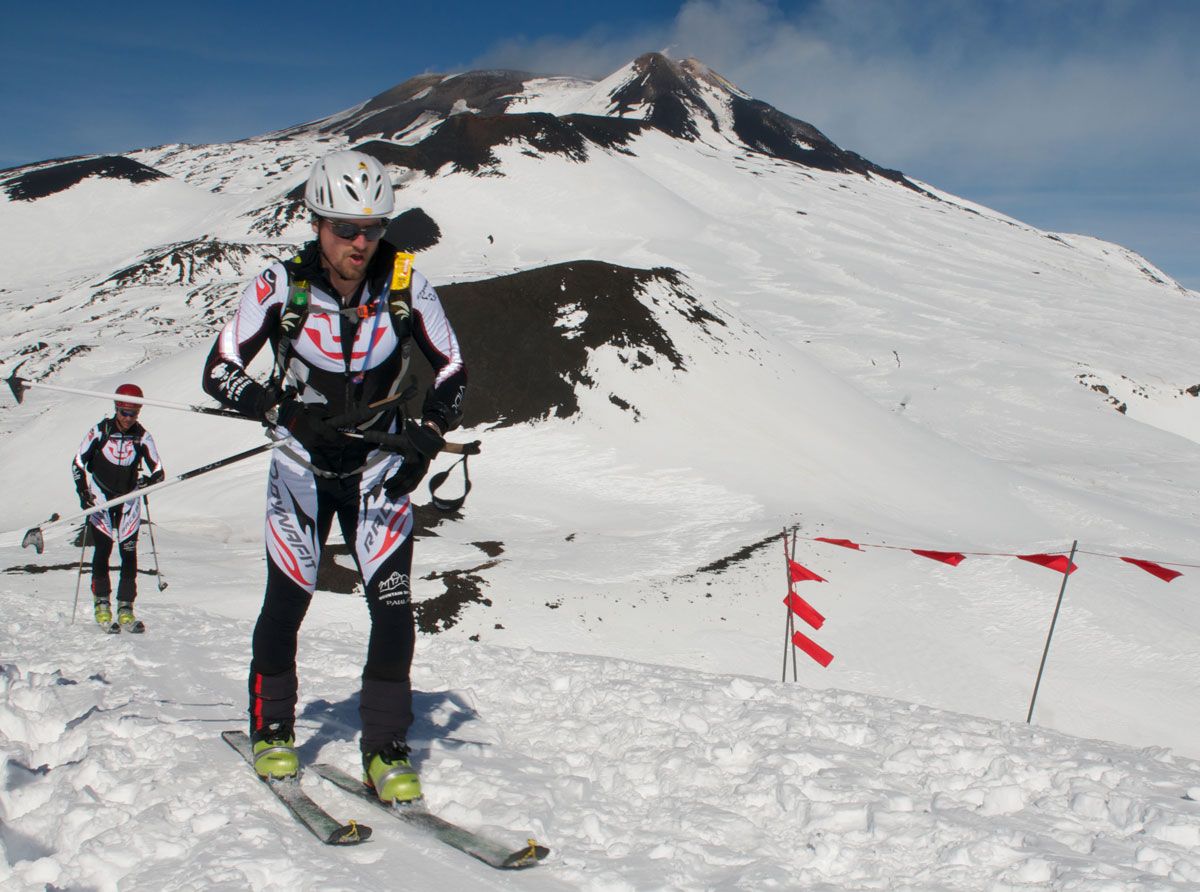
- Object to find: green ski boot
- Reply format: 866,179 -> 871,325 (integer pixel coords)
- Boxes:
252,722 -> 299,779
93,599 -> 113,625
116,601 -> 144,633
364,740 -> 422,803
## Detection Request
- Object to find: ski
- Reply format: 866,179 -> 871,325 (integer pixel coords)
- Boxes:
221,731 -> 371,846
123,619 -> 146,634
102,621 -> 120,634
312,762 -> 548,869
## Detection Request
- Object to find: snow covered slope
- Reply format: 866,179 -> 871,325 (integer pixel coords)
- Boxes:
2,54 -> 1199,886
3,587 -> 1200,890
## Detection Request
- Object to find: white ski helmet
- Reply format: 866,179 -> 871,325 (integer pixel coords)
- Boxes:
304,150 -> 394,220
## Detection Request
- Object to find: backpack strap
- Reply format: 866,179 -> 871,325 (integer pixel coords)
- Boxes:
388,252 -> 414,317
350,252 -> 415,395
95,418 -> 110,454
271,256 -> 311,387
269,252 -> 414,390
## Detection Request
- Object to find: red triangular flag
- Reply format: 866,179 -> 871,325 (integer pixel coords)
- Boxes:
1120,557 -> 1182,582
911,549 -> 965,566
784,591 -> 825,629
1017,553 -> 1077,574
814,537 -> 861,550
791,630 -> 834,667
788,559 -> 827,583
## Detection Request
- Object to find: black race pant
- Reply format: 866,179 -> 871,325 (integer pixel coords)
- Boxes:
248,469 -> 416,756
90,523 -> 139,603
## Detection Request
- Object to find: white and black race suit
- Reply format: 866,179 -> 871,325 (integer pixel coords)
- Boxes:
71,417 -> 164,603
202,240 -> 467,754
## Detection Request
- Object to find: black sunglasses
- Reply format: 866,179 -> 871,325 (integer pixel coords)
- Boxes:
325,219 -> 388,241
117,408 -> 140,418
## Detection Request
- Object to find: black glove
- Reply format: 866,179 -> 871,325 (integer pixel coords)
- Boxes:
383,420 -> 445,498
248,381 -> 284,422
271,398 -> 342,449
78,490 -> 96,510
140,469 -> 165,487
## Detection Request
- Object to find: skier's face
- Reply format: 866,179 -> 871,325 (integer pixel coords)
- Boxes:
114,406 -> 138,431
315,217 -> 386,295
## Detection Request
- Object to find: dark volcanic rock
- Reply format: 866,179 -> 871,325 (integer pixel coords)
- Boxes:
315,52 -> 913,186
728,96 -> 914,187
385,208 -> 442,252
337,70 -> 535,142
609,52 -> 717,140
99,239 -> 279,289
615,53 -> 920,189
3,156 -> 168,201
355,110 -> 644,175
406,260 -> 715,429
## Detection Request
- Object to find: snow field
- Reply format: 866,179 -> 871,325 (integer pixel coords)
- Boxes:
4,585 -> 1200,890
3,54 -> 1200,890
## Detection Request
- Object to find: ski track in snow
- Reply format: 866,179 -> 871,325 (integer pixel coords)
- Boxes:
3,588 -> 1200,891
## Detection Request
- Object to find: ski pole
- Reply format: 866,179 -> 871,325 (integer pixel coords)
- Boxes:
142,495 -> 168,591
70,524 -> 89,624
7,371 -> 245,420
10,441 -> 282,553
7,392 -> 478,549
347,428 -> 482,456
344,429 -> 481,511
7,369 -> 418,427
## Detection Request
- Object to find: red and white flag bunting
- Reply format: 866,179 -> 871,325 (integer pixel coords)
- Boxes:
788,559 -> 826,583
805,534 -> 1185,583
784,591 -> 825,630
1017,553 -> 1077,575
783,531 -> 834,669
1120,557 -> 1182,582
814,537 -> 861,550
780,527 -> 1188,678
792,630 -> 834,667
911,549 -> 966,566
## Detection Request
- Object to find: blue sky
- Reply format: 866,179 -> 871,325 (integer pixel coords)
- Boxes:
2,0 -> 1196,289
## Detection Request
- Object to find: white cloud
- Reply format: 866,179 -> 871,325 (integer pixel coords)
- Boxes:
472,0 -> 1198,188
469,0 -> 1199,286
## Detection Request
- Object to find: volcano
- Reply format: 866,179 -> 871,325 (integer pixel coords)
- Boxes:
0,51 -> 1197,774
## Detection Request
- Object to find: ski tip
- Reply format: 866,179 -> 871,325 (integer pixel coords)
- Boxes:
503,839 -> 550,868
329,820 -> 373,845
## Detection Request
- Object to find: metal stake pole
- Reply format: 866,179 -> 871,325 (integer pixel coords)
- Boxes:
780,527 -> 791,681
1026,539 -> 1078,724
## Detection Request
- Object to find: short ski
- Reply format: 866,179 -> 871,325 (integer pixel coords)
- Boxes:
312,762 -> 548,869
101,621 -> 120,634
221,731 -> 371,846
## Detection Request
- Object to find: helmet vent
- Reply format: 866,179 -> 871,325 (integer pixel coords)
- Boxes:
304,150 -> 395,219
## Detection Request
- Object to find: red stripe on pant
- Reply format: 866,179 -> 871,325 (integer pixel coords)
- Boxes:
252,672 -> 265,731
